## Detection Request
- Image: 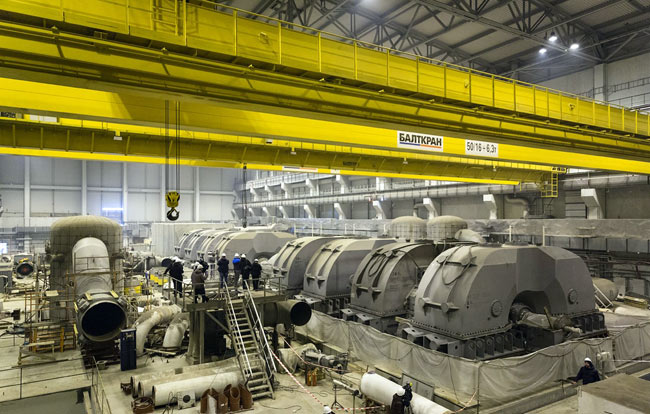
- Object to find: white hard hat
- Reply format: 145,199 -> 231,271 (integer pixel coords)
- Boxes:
584,357 -> 592,363
194,262 -> 200,269
235,253 -> 240,257
222,253 -> 226,257
241,254 -> 246,258
396,388 -> 405,396
254,258 -> 259,262
323,406 -> 332,414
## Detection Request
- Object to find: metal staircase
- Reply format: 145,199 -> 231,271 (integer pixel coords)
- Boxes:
225,288 -> 274,401
594,283 -> 614,309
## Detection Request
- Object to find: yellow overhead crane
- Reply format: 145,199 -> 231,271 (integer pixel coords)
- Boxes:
0,1 -> 649,185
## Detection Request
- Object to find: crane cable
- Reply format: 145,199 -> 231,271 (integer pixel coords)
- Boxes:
165,100 -> 181,221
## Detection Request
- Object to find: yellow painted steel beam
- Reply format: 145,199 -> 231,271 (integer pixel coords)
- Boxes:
0,16 -> 648,164
0,117 -> 541,185
2,78 -> 650,175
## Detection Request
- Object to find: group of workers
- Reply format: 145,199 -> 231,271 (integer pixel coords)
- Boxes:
163,252 -> 263,304
216,253 -> 263,291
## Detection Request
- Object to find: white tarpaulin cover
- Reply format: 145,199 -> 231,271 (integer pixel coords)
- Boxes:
297,312 -> 650,407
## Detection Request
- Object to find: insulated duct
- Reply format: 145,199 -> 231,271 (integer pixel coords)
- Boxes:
133,305 -> 181,355
72,237 -> 128,342
359,372 -> 448,414
162,312 -> 189,349
263,300 -> 312,327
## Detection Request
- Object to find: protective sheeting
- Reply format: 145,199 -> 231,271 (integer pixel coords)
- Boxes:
297,312 -> 650,407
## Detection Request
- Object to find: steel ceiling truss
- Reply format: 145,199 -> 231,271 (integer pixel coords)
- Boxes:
247,0 -> 650,80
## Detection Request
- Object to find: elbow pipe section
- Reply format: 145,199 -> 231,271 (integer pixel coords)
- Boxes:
263,300 -> 312,327
73,237 -> 127,342
134,305 -> 181,355
162,312 -> 189,349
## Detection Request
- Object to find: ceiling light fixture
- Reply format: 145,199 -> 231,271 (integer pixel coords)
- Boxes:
539,47 -> 547,55
569,43 -> 580,50
548,32 -> 558,42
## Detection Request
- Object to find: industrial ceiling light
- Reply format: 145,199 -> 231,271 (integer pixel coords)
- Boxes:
539,47 -> 547,55
569,43 -> 580,50
290,147 -> 297,155
548,32 -> 558,42
402,158 -> 408,165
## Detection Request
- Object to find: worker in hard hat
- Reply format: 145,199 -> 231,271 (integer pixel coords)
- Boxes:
191,263 -> 208,303
217,253 -> 229,289
164,257 -> 184,301
240,254 -> 251,290
572,357 -> 601,385
251,258 -> 262,290
323,406 -> 332,414
232,253 -> 242,288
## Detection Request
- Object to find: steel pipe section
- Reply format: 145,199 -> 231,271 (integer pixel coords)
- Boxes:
152,371 -> 242,406
263,300 -> 312,327
72,237 -> 128,342
14,260 -> 35,278
162,312 -> 190,349
359,372 -> 448,414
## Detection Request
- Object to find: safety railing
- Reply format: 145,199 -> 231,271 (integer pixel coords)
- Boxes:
90,357 -> 112,414
243,286 -> 277,374
3,0 -> 648,136
224,286 -> 254,380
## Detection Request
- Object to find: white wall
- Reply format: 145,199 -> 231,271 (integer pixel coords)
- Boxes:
0,155 -> 237,227
539,50 -> 650,106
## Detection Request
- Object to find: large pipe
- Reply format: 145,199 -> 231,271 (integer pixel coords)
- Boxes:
263,300 -> 312,327
152,371 -> 242,406
162,312 -> 190,349
130,360 -> 228,397
138,360 -> 240,398
133,305 -> 181,355
73,237 -> 127,342
359,372 -> 449,414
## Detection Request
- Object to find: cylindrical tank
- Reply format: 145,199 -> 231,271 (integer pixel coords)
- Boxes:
264,236 -> 341,294
262,300 -> 312,327
48,215 -> 126,342
426,216 -> 467,241
389,216 -> 427,241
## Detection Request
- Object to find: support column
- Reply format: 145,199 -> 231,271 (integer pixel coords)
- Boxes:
334,202 -> 346,220
593,63 -> 608,102
24,157 -> 30,227
250,187 -> 261,202
262,207 -> 273,217
122,162 -> 128,223
194,167 -> 200,221
335,175 -> 350,194
376,177 -> 390,191
248,207 -> 256,217
264,184 -> 273,200
231,209 -> 240,220
422,197 -> 439,219
160,165 -> 166,221
278,206 -> 290,219
81,160 -> 87,215
581,188 -> 603,219
303,204 -> 316,219
306,178 -> 319,196
281,182 -> 292,199
483,194 -> 498,220
372,200 -> 385,220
